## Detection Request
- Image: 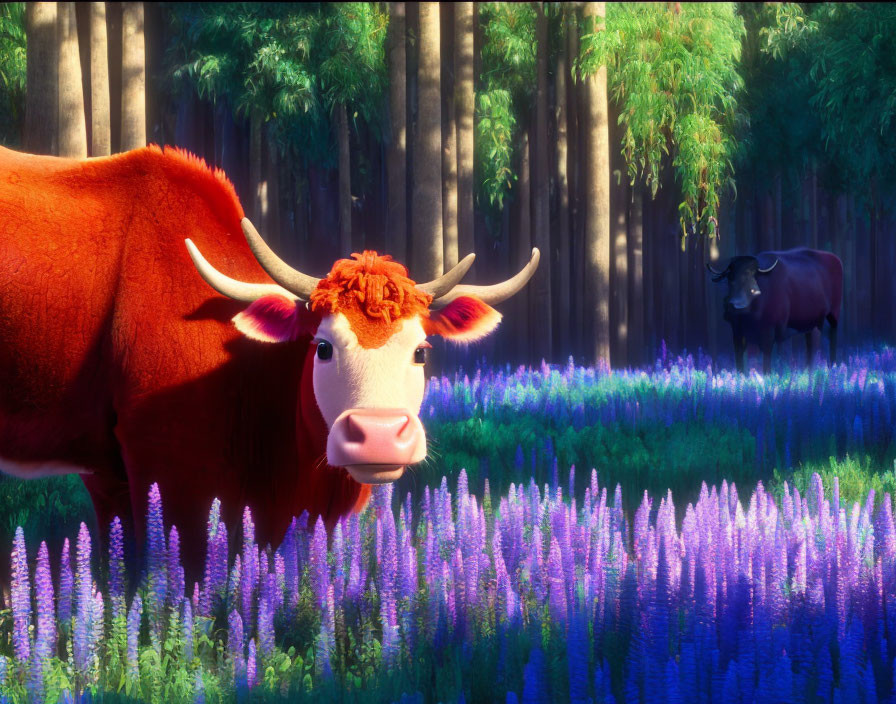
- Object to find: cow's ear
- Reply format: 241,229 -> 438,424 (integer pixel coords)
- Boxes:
422,295 -> 502,343
233,295 -> 320,343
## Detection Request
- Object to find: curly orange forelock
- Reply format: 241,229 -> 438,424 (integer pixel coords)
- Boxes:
309,251 -> 433,348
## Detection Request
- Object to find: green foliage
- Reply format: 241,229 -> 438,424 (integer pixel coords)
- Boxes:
164,2 -> 388,168
0,2 -> 26,147
578,3 -> 744,241
475,3 -> 536,221
424,417 -> 758,519
0,474 -> 94,558
757,3 -> 896,198
735,3 -> 821,191
770,454 -> 896,511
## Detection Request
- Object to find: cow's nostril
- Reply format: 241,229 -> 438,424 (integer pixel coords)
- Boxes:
345,414 -> 367,443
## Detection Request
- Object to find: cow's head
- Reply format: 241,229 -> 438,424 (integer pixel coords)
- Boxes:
707,254 -> 778,311
186,218 -> 538,485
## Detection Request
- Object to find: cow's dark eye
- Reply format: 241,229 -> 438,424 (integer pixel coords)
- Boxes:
317,340 -> 333,361
413,346 -> 428,365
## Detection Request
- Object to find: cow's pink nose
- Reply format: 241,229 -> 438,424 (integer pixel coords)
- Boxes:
326,408 -> 427,471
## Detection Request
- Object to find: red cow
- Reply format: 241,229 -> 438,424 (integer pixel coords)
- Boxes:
0,144 -> 538,566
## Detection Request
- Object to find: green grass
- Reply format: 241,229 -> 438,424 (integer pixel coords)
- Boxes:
768,454 -> 896,510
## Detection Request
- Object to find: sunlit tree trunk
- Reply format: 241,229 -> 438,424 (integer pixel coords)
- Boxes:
583,2 -> 610,365
25,2 -> 58,155
627,185 -> 644,366
89,1 -> 110,156
411,1 -> 443,280
515,130 -> 532,362
386,1 -> 407,263
120,1 -> 145,151
568,11 -> 583,360
441,3 -> 458,271
57,1 -> 87,157
555,10 -> 571,359
336,102 -> 352,256
532,2 -> 552,362
455,1 -> 475,269
609,103 -> 627,368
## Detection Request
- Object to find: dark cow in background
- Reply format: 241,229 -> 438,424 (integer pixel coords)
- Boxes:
707,248 -> 843,374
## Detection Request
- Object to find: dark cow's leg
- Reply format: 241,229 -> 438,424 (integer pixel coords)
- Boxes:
827,313 -> 838,365
760,330 -> 774,375
734,335 -> 746,373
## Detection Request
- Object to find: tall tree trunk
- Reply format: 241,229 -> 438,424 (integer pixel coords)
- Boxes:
627,185 -> 644,365
441,3 -> 458,271
810,162 -> 818,249
774,172 -> 783,250
515,130 -> 532,362
455,1 -> 475,269
532,2 -> 552,362
412,2 -> 443,280
25,2 -> 58,155
266,126 -> 281,254
120,1 -> 145,151
568,11 -> 583,360
583,2 -> 610,365
643,191 -> 655,358
869,178 -> 879,339
337,102 -> 352,256
386,1 -> 408,264
759,189 -> 774,252
555,10 -> 571,359
609,104 -> 627,368
57,1 -> 87,157
250,111 -> 264,227
89,1 -> 110,156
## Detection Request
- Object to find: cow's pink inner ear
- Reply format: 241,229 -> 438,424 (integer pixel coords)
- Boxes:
233,295 -> 320,343
422,295 -> 502,343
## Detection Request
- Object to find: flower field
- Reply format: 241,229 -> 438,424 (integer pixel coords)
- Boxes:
0,349 -> 896,703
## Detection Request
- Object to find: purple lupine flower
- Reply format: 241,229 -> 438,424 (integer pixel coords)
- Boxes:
228,554 -> 242,612
192,582 -> 201,617
73,522 -> 93,674
310,516 -> 329,610
92,589 -> 105,662
31,541 -> 54,698
126,595 -> 142,681
10,526 -> 31,662
183,600 -> 194,662
193,670 -> 205,704
246,638 -> 257,689
547,537 -> 567,625
146,483 -> 167,626
257,571 -> 276,657
315,585 -> 335,678
58,538 -> 73,629
228,609 -> 245,683
240,508 -> 258,630
109,517 -> 126,621
202,500 -> 228,617
167,525 -> 185,611
274,553 -> 285,613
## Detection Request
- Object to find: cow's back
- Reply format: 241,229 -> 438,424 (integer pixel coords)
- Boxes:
755,248 -> 843,334
0,145 -> 281,472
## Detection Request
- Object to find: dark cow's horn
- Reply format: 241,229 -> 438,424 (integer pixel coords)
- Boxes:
241,218 -> 321,300
416,253 -> 476,298
757,258 -> 779,274
185,239 -> 298,302
429,248 -> 540,309
706,261 -> 729,277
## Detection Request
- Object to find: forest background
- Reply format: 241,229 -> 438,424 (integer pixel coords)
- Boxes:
1,1 -> 895,370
